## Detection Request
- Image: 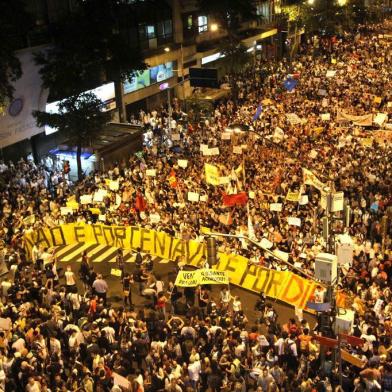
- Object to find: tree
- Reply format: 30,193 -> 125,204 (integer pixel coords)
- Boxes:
0,0 -> 32,110
33,93 -> 110,180
34,0 -> 146,122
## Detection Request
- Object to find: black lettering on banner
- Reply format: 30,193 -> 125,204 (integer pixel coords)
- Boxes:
92,225 -> 104,244
50,226 -> 66,246
224,255 -> 247,284
265,270 -> 285,298
185,242 -> 204,266
168,237 -> 174,261
153,231 -> 166,257
73,226 -> 85,243
103,226 -> 115,246
129,226 -> 140,250
170,240 -> 185,261
35,228 -> 51,248
140,228 -> 151,252
113,227 -> 126,248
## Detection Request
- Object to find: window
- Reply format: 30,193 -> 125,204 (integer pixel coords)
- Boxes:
146,25 -> 155,39
198,15 -> 208,33
157,19 -> 172,39
255,1 -> 270,21
187,15 -> 193,30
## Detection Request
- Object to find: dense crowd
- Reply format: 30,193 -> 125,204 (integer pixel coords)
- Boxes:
0,20 -> 391,392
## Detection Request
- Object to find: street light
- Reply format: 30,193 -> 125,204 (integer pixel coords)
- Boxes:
337,0 -> 347,5
210,23 -> 219,32
307,0 -> 315,4
164,47 -> 171,52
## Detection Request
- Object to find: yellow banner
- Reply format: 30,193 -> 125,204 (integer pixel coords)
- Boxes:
204,163 -> 220,186
175,269 -> 229,287
23,224 -> 316,309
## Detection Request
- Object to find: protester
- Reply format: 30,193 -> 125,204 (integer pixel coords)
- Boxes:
0,20 -> 391,391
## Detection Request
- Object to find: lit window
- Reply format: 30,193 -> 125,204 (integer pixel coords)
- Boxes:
198,15 -> 208,33
147,25 -> 155,39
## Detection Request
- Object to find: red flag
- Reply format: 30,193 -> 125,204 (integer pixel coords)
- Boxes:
168,169 -> 177,188
222,192 -> 248,207
135,193 -> 147,212
314,335 -> 338,348
339,334 -> 364,347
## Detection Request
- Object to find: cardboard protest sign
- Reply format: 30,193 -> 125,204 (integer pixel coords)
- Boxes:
150,213 -> 161,224
111,268 -> 122,277
219,176 -> 230,185
61,207 -> 73,216
80,195 -> 93,205
233,146 -> 242,154
270,203 -> 282,212
373,113 -> 387,126
326,70 -> 336,77
178,159 -> 188,168
209,147 -> 219,156
187,192 -> 200,202
146,169 -> 157,177
288,217 -> 301,227
221,132 -> 232,140
109,180 -> 119,191
204,163 -> 220,186
286,191 -> 300,202
200,195 -> 208,202
175,269 -> 229,287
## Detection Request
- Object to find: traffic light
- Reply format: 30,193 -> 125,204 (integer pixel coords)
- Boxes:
206,237 -> 218,266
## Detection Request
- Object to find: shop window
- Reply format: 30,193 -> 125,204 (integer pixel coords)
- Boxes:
198,15 -> 208,33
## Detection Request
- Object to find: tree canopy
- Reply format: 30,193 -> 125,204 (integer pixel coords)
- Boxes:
33,92 -> 110,179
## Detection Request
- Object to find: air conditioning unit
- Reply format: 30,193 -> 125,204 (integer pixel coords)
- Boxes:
315,253 -> 338,284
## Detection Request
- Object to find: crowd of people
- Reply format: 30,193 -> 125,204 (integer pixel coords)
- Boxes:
0,19 -> 391,392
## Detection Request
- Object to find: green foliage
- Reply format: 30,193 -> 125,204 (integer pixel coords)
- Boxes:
219,39 -> 251,74
34,0 -> 146,101
0,0 -> 32,108
33,92 -> 110,179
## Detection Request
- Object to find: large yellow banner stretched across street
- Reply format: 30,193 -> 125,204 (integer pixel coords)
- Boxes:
24,223 -> 316,309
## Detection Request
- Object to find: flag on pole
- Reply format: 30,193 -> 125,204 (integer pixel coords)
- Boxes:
252,105 -> 263,122
222,192 -> 248,207
168,169 -> 178,188
283,77 -> 298,92
204,163 -> 220,186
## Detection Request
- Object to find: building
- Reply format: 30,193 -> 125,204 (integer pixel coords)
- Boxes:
0,0 -> 280,164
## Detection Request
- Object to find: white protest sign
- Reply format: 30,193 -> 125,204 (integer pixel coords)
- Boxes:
373,113 -> 387,126
321,113 -> 331,121
295,307 -> 304,321
80,195 -> 93,205
309,150 -> 317,159
326,70 -> 337,77
187,192 -> 200,202
178,159 -> 188,168
171,133 -> 181,141
146,169 -> 157,177
200,195 -> 208,202
200,144 -> 208,152
115,194 -> 121,207
93,189 -> 107,203
259,238 -> 273,249
150,213 -> 161,224
60,207 -> 73,216
374,299 -> 383,314
337,243 -> 353,265
233,146 -> 242,154
219,176 -> 230,185
270,203 -> 282,212
318,89 -> 327,96
249,191 -> 255,199
299,195 -> 309,205
288,217 -> 301,226
209,147 -> 219,156
109,180 -> 119,191
98,214 -> 106,222
322,98 -> 329,107
222,132 -> 231,140
286,113 -> 302,125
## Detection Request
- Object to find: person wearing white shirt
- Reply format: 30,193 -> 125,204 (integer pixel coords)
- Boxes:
65,266 -> 76,291
188,357 -> 201,390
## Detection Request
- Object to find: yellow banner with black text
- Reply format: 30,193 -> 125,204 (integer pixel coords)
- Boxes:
24,223 -> 316,309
